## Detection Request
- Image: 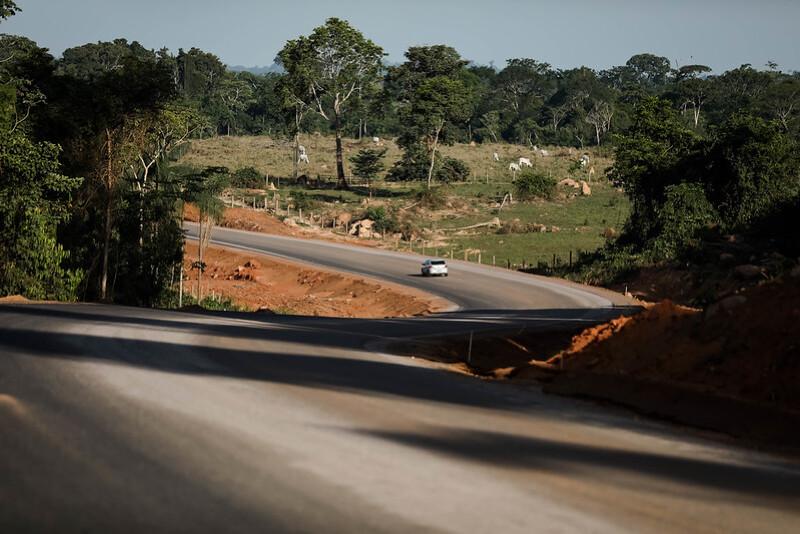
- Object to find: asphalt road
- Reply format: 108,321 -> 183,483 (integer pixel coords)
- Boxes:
1,225 -> 799,533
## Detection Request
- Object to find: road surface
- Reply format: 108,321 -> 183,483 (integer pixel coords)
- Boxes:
1,225 -> 798,533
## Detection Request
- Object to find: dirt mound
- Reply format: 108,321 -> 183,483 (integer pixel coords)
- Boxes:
184,204 -> 299,237
532,278 -> 800,411
0,295 -> 31,304
183,242 -> 447,318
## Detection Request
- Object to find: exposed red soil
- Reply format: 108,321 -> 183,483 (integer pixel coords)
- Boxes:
528,278 -> 800,411
0,295 -> 31,304
183,242 -> 448,318
184,204 -> 301,237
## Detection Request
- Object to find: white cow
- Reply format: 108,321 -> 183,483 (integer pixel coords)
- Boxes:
539,149 -> 550,157
532,145 -> 539,152
509,162 -> 521,172
298,153 -> 310,164
493,152 -> 500,162
372,136 -> 381,145
298,145 -> 307,155
518,157 -> 533,168
580,154 -> 590,167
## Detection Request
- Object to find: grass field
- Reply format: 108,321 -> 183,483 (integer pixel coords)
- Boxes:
180,135 -> 629,268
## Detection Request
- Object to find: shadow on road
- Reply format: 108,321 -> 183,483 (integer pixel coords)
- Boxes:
350,427 -> 800,509
0,303 -> 638,351
2,303 -> 800,508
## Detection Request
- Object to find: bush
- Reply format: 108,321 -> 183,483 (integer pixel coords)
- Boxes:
363,206 -> 398,233
388,145 -> 470,185
703,115 -> 800,231
291,191 -> 316,210
651,183 -> 718,258
436,157 -> 470,183
514,170 -> 557,201
415,186 -> 448,209
387,144 -> 429,182
231,167 -> 264,189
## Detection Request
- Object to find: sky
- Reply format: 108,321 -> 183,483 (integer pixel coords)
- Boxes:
3,0 -> 800,73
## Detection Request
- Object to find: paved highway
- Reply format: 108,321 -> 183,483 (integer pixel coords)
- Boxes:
1,225 -> 798,533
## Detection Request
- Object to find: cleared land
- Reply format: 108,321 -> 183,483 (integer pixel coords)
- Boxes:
180,135 -> 629,268
182,242 -> 446,317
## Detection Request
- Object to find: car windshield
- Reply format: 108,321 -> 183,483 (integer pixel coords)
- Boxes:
431,260 -> 446,265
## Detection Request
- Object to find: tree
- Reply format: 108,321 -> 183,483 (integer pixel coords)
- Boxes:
412,76 -> 471,188
609,97 -> 699,244
278,18 -> 384,188
494,58 -> 553,113
0,0 -> 19,20
215,74 -> 255,135
388,46 -> 472,188
42,49 -> 176,301
0,129 -> 82,299
702,114 -> 800,229
761,77 -> 800,133
185,168 -> 228,301
585,100 -> 614,145
349,147 -> 386,199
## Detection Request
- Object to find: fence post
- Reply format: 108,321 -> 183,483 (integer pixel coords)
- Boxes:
492,255 -> 496,266
569,250 -> 573,267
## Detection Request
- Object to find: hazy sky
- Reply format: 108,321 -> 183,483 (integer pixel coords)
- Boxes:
3,0 -> 799,73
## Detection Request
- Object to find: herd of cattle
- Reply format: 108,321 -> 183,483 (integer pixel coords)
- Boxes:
296,138 -> 593,178
504,149 -> 591,174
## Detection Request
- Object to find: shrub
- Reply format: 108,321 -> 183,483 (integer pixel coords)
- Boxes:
514,170 -> 557,201
231,167 -> 264,189
415,186 -> 448,209
387,144 -> 429,182
652,183 -> 718,258
363,206 -> 398,233
436,157 -> 470,183
291,191 -> 316,210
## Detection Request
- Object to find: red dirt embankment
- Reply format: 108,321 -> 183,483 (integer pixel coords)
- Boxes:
522,278 -> 800,411
183,242 -> 447,318
184,204 -> 301,237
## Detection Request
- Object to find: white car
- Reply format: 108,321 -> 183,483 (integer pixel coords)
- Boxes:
421,259 -> 448,277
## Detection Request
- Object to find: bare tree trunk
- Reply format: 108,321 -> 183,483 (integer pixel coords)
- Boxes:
100,128 -> 114,302
293,131 -> 299,181
334,115 -> 348,189
427,122 -> 443,190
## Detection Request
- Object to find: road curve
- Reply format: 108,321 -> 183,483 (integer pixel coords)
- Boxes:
1,226 -> 799,533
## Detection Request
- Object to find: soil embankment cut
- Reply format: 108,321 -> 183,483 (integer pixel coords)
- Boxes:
183,242 -> 448,318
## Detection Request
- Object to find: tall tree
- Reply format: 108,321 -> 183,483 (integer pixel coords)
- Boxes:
674,65 -> 712,128
278,18 -> 384,188
388,45 -> 472,187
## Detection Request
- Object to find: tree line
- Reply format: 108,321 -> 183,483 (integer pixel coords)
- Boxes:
1,7 -> 798,304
